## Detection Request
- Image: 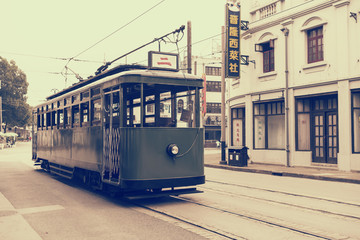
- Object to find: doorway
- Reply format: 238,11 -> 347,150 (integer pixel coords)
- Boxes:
311,96 -> 338,164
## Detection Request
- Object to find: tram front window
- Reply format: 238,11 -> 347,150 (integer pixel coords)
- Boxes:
125,83 -> 196,128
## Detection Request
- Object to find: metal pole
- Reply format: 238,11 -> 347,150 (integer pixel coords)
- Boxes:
282,27 -> 290,167
187,21 -> 194,128
220,25 -> 227,164
187,21 -> 192,74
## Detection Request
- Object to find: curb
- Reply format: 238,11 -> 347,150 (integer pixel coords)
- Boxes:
204,163 -> 360,185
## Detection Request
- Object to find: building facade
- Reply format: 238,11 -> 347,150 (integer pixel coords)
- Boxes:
228,0 -> 360,171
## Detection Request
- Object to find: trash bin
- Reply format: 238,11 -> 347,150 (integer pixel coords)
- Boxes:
228,146 -> 248,167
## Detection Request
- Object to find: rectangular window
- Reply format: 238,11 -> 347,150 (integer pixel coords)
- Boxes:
307,27 -> 323,63
91,99 -> 101,125
72,105 -> 80,127
206,103 -> 221,113
263,42 -> 274,73
64,107 -> 71,128
206,81 -> 221,92
46,112 -> 51,128
58,109 -> 64,128
253,101 -> 284,149
296,99 -> 310,150
51,111 -> 57,128
205,66 -> 221,76
81,102 -> 89,126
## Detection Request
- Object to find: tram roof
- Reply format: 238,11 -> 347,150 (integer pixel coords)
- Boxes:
46,64 -> 203,101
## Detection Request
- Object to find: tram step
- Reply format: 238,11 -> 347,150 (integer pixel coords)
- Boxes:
123,188 -> 203,200
49,163 -> 74,179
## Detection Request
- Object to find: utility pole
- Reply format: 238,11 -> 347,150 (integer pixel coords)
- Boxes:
187,21 -> 192,74
220,25 -> 227,164
187,21 -> 194,127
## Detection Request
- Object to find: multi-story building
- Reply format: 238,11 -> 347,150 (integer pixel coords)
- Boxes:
182,56 -> 223,147
227,0 -> 360,171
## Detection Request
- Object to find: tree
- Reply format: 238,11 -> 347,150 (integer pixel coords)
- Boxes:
0,56 -> 32,130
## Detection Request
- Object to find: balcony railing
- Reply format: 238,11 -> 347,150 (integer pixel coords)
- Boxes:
259,2 -> 278,19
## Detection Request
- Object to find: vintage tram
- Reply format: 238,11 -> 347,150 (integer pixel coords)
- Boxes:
32,53 -> 204,195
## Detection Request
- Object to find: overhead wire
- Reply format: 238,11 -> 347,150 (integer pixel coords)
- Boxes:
62,0 -> 167,84
68,0 -> 167,62
0,51 -> 102,63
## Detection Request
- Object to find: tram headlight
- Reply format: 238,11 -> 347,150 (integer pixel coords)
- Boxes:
167,144 -> 179,157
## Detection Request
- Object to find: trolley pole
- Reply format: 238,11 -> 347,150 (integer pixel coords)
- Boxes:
220,25 -> 227,165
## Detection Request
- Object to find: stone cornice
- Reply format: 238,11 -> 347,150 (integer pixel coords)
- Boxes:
332,0 -> 350,8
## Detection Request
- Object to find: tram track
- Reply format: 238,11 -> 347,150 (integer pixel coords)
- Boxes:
128,198 -> 243,240
128,194 -> 339,240
171,195 -> 339,240
199,184 -> 360,221
206,179 -> 360,208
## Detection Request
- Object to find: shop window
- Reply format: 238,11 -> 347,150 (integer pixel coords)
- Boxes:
253,101 -> 284,149
296,99 -> 310,150
231,108 -> 245,146
352,93 -> 360,153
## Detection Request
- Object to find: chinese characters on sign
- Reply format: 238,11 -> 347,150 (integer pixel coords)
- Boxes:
232,119 -> 243,146
226,5 -> 241,78
148,51 -> 179,71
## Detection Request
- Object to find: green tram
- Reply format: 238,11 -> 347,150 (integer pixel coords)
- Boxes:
32,63 -> 205,195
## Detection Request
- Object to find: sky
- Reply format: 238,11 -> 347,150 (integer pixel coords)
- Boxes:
1,0 -> 227,107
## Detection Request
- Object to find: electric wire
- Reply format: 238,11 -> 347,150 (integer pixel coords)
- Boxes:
62,0 -> 166,83
69,0 -> 167,61
0,51 -> 102,63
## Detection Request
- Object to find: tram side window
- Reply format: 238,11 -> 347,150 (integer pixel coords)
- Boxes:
64,107 -> 71,128
159,92 -> 173,127
176,91 -> 194,128
127,98 -> 141,127
112,92 -> 120,127
144,95 -> 155,125
37,114 -> 41,129
46,112 -> 51,128
91,99 -> 101,126
42,114 -> 46,128
81,102 -> 89,126
58,109 -> 64,129
72,105 -> 80,127
52,111 -> 57,128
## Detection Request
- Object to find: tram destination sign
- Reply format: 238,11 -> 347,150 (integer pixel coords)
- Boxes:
148,51 -> 179,71
225,3 -> 241,79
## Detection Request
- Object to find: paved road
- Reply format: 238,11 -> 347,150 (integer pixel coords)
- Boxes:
2,143 -> 360,239
0,142 -> 207,240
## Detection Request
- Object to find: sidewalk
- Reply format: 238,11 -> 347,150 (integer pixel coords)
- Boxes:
204,149 -> 360,184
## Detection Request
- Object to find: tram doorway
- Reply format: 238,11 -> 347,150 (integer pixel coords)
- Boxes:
102,90 -> 121,184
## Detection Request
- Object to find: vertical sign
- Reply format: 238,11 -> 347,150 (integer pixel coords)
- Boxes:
225,3 -> 241,78
202,73 -> 206,116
